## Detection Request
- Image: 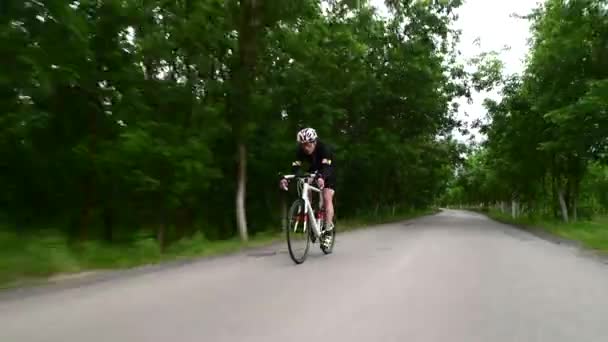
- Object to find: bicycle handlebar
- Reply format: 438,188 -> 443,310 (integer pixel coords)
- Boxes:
280,171 -> 319,180
279,171 -> 320,192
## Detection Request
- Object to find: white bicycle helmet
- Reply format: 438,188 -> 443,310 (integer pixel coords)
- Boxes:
297,127 -> 318,143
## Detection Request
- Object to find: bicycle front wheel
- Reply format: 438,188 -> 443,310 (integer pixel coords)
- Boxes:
286,199 -> 310,264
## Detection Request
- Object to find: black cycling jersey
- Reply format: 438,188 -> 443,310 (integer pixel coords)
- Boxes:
291,140 -> 335,187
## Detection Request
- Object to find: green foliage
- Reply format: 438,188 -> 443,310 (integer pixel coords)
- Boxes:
486,210 -> 608,254
1,0 -> 473,275
443,0 -> 608,222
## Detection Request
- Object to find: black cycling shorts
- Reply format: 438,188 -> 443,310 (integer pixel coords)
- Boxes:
310,169 -> 335,190
324,176 -> 336,190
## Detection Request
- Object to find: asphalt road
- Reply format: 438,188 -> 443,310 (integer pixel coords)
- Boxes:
2,209 -> 608,342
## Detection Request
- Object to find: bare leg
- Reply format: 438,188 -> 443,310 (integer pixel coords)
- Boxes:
323,188 -> 334,229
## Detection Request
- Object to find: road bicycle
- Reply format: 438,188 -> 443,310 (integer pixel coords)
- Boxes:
280,171 -> 335,264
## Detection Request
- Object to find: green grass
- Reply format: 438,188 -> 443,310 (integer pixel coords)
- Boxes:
0,230 -> 282,289
483,209 -> 608,253
0,208 -> 437,289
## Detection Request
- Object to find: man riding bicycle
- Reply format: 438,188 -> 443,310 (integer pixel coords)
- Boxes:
280,127 -> 335,233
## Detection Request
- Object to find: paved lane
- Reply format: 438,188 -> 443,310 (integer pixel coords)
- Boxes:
2,210 -> 608,342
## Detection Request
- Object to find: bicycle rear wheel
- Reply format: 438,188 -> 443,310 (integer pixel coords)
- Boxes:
286,199 -> 310,264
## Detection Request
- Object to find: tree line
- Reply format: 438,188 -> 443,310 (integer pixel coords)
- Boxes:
442,0 -> 608,222
1,0 -> 484,249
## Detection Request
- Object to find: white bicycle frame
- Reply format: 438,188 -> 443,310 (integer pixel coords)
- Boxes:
283,172 -> 324,239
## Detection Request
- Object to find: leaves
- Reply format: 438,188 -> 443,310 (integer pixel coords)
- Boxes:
1,0 -> 469,243
446,0 -> 608,220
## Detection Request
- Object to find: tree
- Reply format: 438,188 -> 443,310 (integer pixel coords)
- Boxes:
0,0 -> 471,251
445,0 -> 608,221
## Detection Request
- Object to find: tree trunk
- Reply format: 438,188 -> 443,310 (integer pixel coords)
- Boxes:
158,198 -> 167,252
229,0 -> 263,242
80,94 -> 100,241
103,206 -> 114,243
551,158 -> 559,219
157,222 -> 166,253
572,195 -> 578,222
511,199 -> 519,219
79,193 -> 92,242
236,143 -> 248,241
558,187 -> 569,223
571,179 -> 579,222
564,177 -> 571,216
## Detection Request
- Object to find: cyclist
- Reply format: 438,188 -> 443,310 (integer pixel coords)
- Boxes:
280,127 -> 335,233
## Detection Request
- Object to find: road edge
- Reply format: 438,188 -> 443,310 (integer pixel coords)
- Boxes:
0,209 -> 441,300
471,209 -> 608,265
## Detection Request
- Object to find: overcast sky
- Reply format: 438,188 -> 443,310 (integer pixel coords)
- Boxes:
369,0 -> 541,142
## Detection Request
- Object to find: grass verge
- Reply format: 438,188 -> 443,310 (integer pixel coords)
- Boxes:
481,209 -> 608,254
0,231 -> 282,290
0,208 -> 437,289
